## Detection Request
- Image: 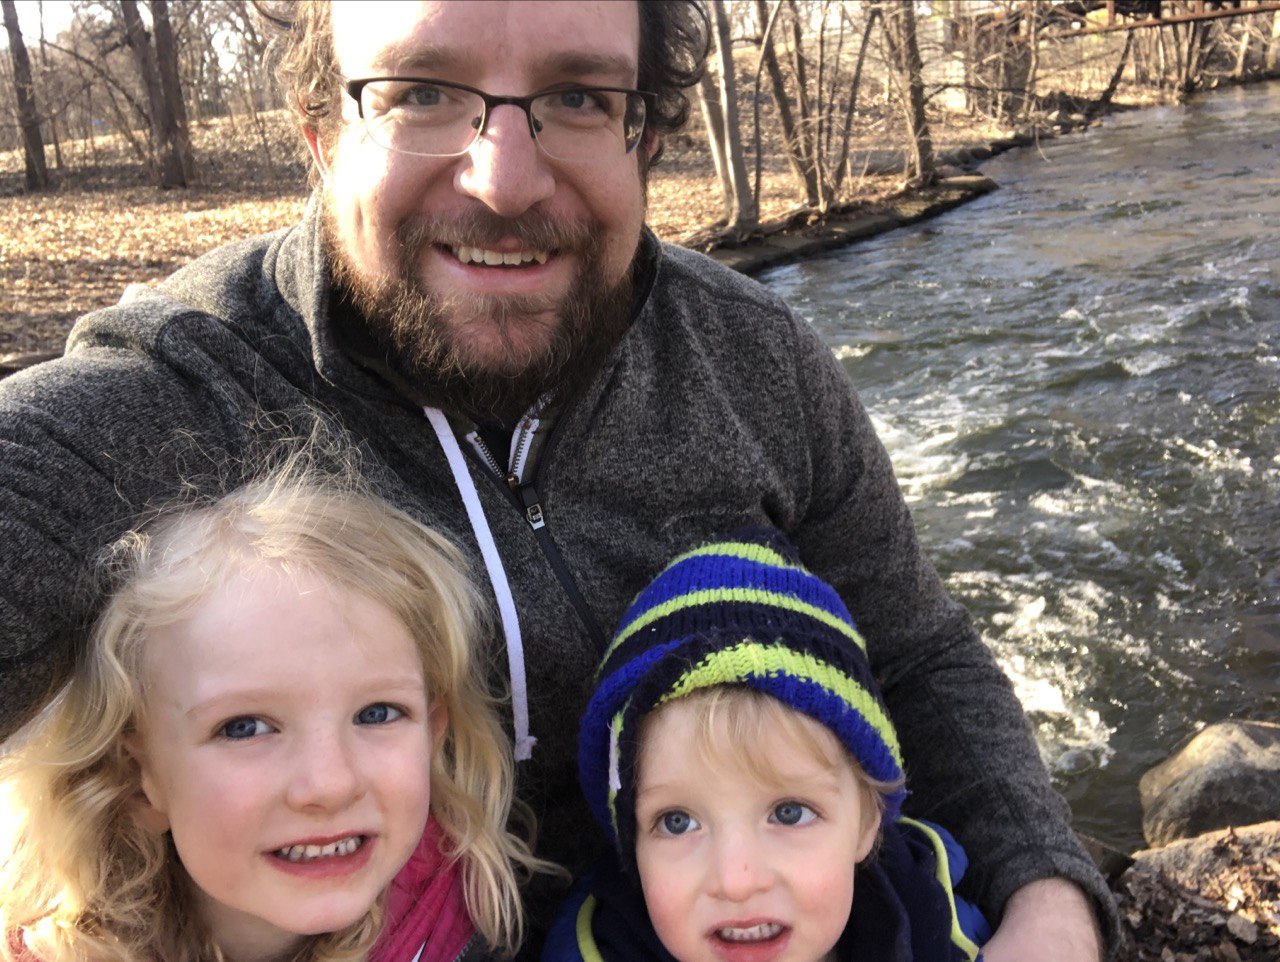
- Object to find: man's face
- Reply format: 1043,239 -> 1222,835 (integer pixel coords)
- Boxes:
314,0 -> 650,422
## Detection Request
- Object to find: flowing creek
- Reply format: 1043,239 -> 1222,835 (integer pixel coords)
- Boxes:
759,82 -> 1280,848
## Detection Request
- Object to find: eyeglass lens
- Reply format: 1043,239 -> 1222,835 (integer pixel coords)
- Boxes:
357,81 -> 646,161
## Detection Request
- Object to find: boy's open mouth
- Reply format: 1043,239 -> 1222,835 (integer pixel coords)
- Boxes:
273,834 -> 366,862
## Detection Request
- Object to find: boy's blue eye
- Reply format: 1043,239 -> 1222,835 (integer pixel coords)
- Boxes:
658,810 -> 699,836
355,703 -> 404,725
220,717 -> 272,739
771,801 -> 817,826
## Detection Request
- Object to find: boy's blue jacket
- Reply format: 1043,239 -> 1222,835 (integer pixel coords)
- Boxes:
542,819 -> 990,962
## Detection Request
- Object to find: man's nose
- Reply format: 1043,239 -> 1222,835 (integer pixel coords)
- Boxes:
284,729 -> 363,813
708,830 -> 773,902
456,103 -> 556,218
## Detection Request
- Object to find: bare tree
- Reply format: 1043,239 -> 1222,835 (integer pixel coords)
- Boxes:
151,0 -> 194,182
36,0 -> 64,171
1270,10 -> 1280,73
878,0 -> 935,187
1088,29 -> 1134,119
754,0 -> 819,206
121,0 -> 188,186
698,0 -> 756,230
2,0 -> 50,189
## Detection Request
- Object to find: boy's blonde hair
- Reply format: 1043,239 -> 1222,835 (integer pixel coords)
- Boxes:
637,686 -> 898,840
1,468 -> 538,962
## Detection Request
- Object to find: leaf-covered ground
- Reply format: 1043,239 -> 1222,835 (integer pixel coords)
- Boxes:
1114,828 -> 1280,961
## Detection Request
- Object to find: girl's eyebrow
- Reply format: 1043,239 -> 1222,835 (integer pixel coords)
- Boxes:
181,678 -> 428,719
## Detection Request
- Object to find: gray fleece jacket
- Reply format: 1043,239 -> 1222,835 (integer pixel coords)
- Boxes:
0,197 -> 1115,947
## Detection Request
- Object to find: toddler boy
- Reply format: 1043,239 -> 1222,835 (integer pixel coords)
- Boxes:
546,528 -> 990,962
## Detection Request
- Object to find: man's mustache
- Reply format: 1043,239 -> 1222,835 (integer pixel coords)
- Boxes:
396,208 -> 593,260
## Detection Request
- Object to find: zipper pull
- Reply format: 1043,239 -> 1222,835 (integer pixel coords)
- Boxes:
519,484 -> 547,530
526,503 -> 546,530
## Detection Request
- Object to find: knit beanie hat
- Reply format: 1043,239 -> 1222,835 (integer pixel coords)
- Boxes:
578,527 -> 906,865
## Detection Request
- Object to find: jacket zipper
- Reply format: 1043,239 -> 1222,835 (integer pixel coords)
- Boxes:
467,420 -> 606,650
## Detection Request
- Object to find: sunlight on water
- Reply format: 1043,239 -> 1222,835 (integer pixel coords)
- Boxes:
764,83 -> 1280,846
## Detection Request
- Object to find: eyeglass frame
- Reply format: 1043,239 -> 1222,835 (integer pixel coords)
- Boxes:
343,77 -> 655,159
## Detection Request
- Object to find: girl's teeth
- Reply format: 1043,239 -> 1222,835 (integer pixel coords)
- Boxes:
276,835 -> 363,862
717,922 -> 784,943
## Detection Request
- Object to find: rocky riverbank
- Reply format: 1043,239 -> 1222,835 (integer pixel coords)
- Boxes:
1097,721 -> 1280,959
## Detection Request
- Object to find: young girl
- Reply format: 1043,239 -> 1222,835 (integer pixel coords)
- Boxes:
0,468 -> 540,962
548,528 -> 991,962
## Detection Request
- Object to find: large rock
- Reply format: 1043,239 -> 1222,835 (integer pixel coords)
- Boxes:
1132,820 -> 1280,886
1140,720 -> 1280,847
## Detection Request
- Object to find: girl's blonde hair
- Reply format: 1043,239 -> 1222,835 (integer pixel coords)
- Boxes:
1,466 -> 539,962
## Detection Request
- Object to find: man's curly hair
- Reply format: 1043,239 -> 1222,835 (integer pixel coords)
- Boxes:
255,0 -> 708,168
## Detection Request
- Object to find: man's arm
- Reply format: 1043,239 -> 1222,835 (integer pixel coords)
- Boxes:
0,346 -> 240,739
983,878 -> 1104,962
782,318 -> 1117,956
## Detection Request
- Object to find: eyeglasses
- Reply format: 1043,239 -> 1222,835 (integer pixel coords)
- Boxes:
344,78 -> 651,163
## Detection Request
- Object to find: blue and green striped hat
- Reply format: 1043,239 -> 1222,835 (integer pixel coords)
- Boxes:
578,527 -> 906,862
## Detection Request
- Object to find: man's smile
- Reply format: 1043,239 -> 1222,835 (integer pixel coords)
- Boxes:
449,244 -> 550,265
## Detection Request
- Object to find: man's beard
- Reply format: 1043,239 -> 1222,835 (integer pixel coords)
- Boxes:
323,203 -> 636,426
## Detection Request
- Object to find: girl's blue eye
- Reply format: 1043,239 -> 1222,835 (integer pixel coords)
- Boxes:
355,703 -> 404,725
771,801 -> 817,826
220,717 -> 271,739
658,810 -> 699,836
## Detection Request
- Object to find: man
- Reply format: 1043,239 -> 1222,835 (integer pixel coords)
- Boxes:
0,2 -> 1112,958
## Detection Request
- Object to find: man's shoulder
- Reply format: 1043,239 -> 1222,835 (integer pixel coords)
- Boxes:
65,220 -> 310,365
653,240 -> 788,313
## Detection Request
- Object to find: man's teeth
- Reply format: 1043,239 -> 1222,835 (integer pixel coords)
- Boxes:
716,923 -> 784,943
276,836 -> 363,862
452,245 -> 549,266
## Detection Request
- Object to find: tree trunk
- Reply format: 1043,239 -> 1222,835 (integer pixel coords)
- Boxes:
785,0 -> 821,198
1088,30 -> 1133,119
696,71 -> 734,223
150,0 -> 195,182
754,0 -> 819,207
2,0 -> 50,190
708,0 -> 756,228
1157,25 -> 1169,87
879,1 -> 934,187
833,7 -> 881,193
121,0 -> 187,187
1269,11 -> 1280,72
1023,0 -> 1041,120
37,0 -> 63,171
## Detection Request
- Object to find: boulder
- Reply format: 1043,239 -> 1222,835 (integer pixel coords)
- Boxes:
1140,720 -> 1280,847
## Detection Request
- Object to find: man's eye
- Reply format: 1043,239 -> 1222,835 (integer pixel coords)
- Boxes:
656,810 -> 699,836
219,717 -> 272,740
554,89 -> 607,112
771,801 -> 817,826
398,83 -> 444,108
355,703 -> 404,725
